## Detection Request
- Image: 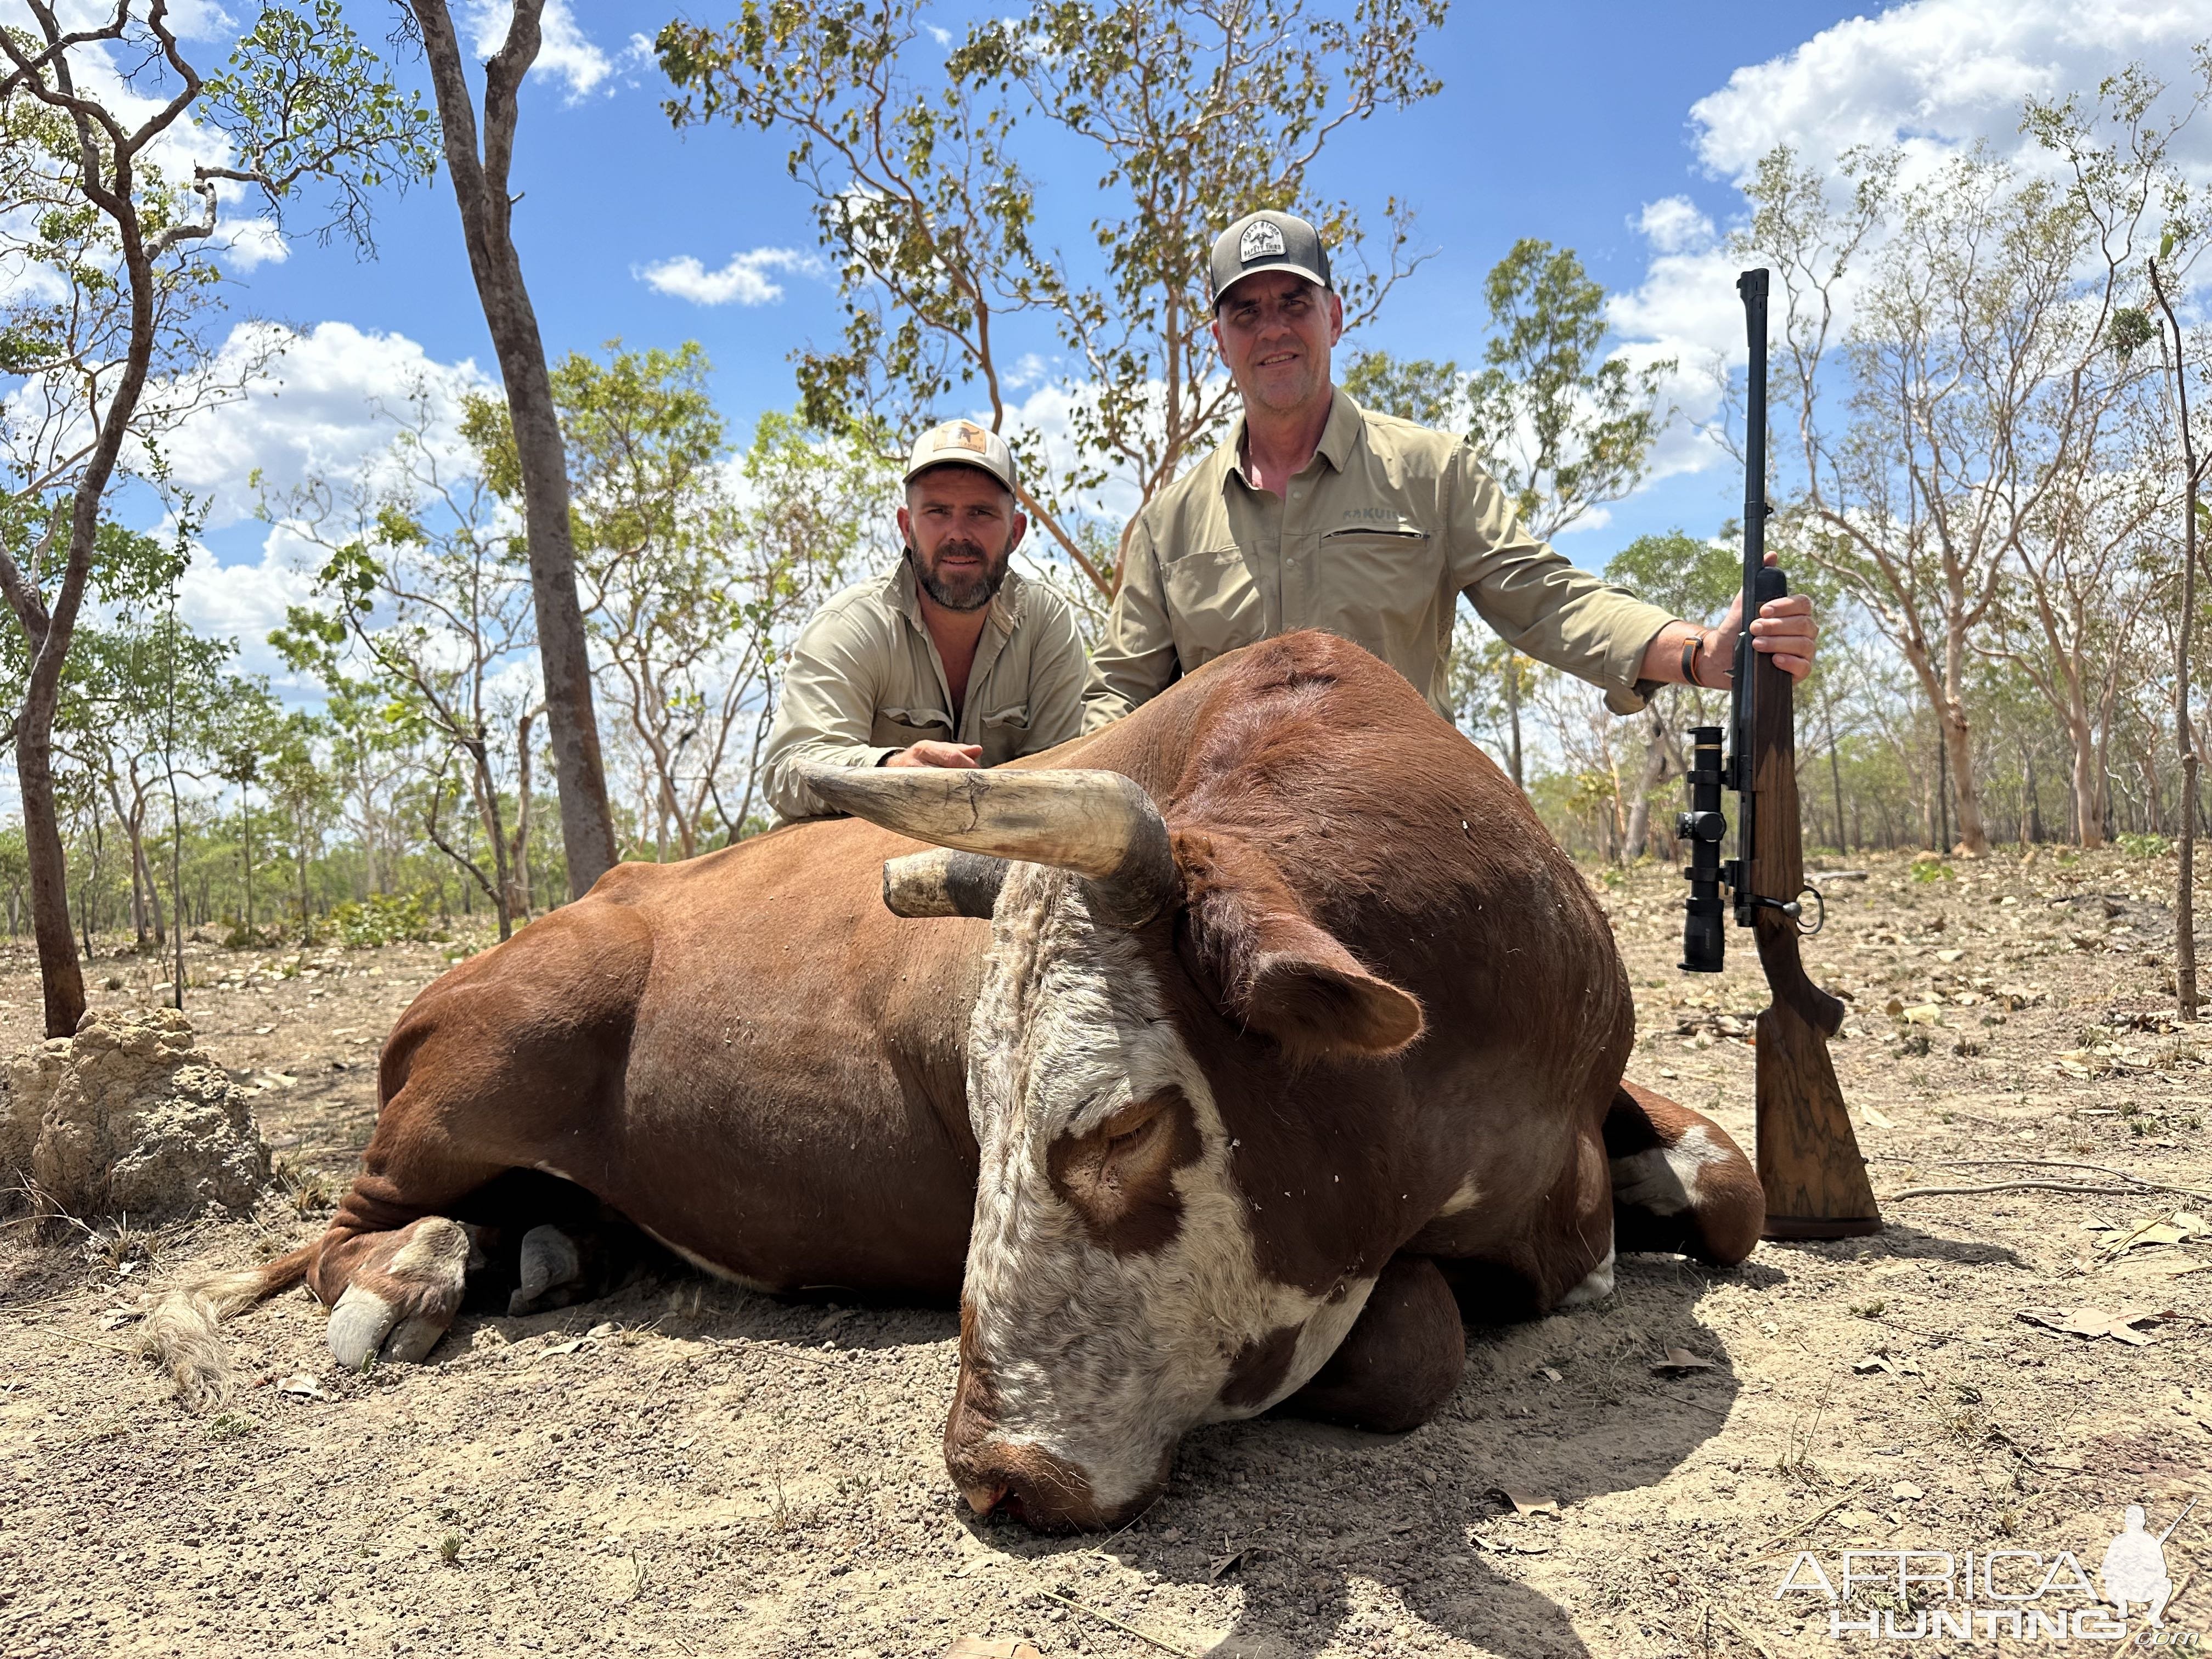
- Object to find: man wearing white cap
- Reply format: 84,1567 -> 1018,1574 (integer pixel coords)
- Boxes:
760,420 -> 1087,822
1081,208 -> 1820,731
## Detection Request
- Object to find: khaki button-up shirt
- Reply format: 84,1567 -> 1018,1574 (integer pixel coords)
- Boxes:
761,561 -> 1088,822
1082,390 -> 1678,730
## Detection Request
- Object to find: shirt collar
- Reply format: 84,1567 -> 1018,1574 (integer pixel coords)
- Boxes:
1222,385 -> 1363,494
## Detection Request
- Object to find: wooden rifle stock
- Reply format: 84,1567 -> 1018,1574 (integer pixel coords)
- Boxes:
1746,606 -> 1881,1239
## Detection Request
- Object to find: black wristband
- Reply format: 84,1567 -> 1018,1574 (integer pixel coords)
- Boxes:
1680,635 -> 1700,687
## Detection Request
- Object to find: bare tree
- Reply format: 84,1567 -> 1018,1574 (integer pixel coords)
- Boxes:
271,389 -> 538,939
1745,66 -> 2204,855
405,0 -> 619,895
2149,251 -> 2208,1019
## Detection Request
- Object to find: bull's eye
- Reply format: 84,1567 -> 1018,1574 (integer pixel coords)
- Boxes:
1105,1110 -> 1162,1154
1046,1087 -> 1200,1256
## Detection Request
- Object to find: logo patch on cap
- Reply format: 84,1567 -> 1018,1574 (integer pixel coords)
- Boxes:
1239,221 -> 1286,263
932,421 -> 991,456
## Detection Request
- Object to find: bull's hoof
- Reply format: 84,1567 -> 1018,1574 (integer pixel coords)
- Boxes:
507,1224 -> 584,1316
325,1217 -> 470,1369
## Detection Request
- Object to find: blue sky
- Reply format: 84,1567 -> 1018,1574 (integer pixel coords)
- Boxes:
26,0 -> 2212,685
213,0 -> 1855,552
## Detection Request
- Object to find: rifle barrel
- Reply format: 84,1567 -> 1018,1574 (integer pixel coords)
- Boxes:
1735,268 -> 1769,922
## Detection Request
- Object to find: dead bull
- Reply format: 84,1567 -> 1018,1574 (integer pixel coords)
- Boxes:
148,630 -> 1761,1531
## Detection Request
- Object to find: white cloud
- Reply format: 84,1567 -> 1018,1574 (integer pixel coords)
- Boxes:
1551,505 -> 1613,538
176,528 -> 324,688
1637,196 -> 1714,256
465,0 -> 615,100
155,321 -> 493,528
636,247 -> 822,307
1605,0 -> 2212,492
216,217 -> 289,270
1690,0 -> 2212,184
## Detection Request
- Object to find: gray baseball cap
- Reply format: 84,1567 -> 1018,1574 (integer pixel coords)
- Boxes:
903,419 -> 1018,493
1209,210 -> 1333,309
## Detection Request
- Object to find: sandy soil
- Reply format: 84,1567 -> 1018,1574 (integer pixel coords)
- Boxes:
2,848 -> 2207,1659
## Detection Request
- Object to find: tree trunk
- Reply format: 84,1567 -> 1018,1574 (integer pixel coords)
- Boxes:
507,708 -> 537,924
1938,704 -> 1989,855
1621,706 -> 1671,862
12,617 -> 88,1036
412,0 -> 617,900
2152,257 -> 2199,1022
125,802 -> 148,944
2067,712 -> 2104,851
240,797 -> 255,933
1823,695 -> 1847,853
1504,665 -> 1523,792
296,804 -> 312,942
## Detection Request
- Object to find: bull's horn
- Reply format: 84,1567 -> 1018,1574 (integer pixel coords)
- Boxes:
795,763 -> 1177,927
882,847 -> 1007,919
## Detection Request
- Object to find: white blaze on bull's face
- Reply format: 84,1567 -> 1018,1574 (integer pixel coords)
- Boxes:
954,864 -> 1376,1521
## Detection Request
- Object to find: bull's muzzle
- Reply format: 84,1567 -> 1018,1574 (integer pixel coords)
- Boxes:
943,1328 -> 1154,1532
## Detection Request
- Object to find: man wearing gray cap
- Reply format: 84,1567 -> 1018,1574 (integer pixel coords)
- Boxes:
1081,208 -> 1820,733
760,420 -> 1087,822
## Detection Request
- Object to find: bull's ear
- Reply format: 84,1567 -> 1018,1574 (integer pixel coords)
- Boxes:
1175,830 -> 1423,1060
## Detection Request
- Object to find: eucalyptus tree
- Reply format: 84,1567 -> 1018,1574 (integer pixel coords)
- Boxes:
1740,60 -> 2205,857
1602,531 -> 1739,861
269,389 -> 539,940
403,0 -> 619,895
0,1 -> 435,1033
2147,235 -> 2210,1018
658,0 -> 1441,596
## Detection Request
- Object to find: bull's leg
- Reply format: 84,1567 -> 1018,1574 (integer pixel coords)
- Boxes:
509,1224 -> 585,1316
1605,1081 -> 1763,1266
308,1108 -> 507,1369
1277,1255 -> 1465,1432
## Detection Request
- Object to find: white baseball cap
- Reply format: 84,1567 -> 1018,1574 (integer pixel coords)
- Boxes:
904,419 -> 1018,493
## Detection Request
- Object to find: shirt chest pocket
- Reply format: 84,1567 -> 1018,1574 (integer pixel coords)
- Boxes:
978,704 -> 1030,767
1160,544 -> 1264,667
1317,526 -> 1443,651
872,706 -> 953,749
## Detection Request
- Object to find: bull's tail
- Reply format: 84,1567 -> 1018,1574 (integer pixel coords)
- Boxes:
1603,1082 -> 1764,1266
137,1242 -> 316,1410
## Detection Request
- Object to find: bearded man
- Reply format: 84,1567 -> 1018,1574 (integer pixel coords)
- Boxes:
760,420 -> 1087,823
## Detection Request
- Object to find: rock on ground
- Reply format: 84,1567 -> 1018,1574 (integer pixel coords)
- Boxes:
1,1006 -> 269,1218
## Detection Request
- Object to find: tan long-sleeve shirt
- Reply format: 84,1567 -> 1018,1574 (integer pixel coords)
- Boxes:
1082,390 -> 1678,731
761,561 -> 1088,823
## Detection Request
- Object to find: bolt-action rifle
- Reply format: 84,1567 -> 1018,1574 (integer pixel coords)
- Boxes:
1677,268 -> 1881,1241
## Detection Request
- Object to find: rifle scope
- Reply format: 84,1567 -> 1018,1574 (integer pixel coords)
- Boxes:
1678,725 -> 1728,973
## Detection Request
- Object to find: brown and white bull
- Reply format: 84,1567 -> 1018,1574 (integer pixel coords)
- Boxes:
161,631 -> 1762,1531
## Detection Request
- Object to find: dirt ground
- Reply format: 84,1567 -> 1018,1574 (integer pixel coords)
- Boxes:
3,847 -> 2207,1659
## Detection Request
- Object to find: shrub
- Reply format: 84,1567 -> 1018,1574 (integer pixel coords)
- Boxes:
332,891 -> 439,948
1910,860 -> 1955,884
2117,832 -> 2172,859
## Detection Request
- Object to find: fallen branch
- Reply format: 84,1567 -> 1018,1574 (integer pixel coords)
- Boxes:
1934,1158 -> 2176,1182
1751,1489 -> 1861,1558
1034,1589 -> 1200,1659
1714,1609 -> 1779,1659
1887,1179 -> 2212,1204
